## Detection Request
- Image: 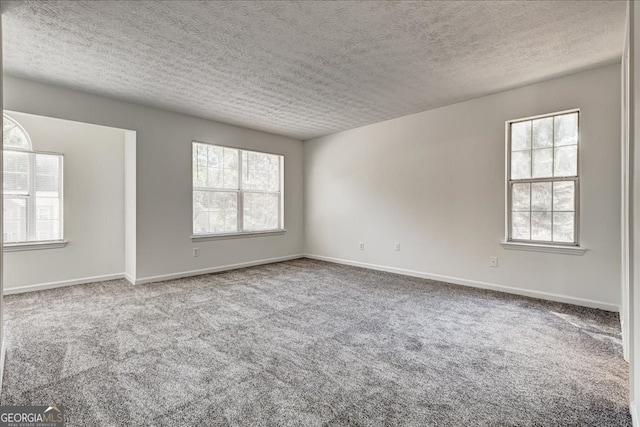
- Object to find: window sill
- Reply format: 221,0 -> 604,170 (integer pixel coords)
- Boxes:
4,240 -> 68,252
500,241 -> 586,255
191,229 -> 286,242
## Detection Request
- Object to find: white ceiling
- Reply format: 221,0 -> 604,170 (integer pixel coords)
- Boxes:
1,1 -> 627,140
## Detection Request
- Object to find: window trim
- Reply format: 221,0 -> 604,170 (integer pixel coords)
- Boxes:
4,240 -> 68,252
500,241 -> 586,255
191,229 -> 286,242
2,143 -> 65,249
504,108 -> 583,251
191,141 -> 285,238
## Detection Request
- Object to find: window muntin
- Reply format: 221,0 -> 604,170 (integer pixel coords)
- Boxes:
507,111 -> 579,245
3,114 -> 64,245
192,142 -> 283,236
3,116 -> 31,150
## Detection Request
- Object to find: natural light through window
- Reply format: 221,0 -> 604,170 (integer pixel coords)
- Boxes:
3,114 -> 64,246
192,142 -> 284,236
507,110 -> 579,246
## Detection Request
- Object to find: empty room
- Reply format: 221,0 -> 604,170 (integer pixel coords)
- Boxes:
0,0 -> 638,426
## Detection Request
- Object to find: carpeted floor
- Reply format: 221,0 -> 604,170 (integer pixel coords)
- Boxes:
0,258 -> 631,426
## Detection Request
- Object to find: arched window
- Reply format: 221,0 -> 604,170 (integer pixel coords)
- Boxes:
3,115 -> 32,150
3,114 -> 64,246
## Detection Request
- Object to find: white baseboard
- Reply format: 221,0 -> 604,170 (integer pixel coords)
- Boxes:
304,254 -> 619,312
2,255 -> 305,292
631,400 -> 638,427
622,318 -> 630,362
3,273 -> 125,295
2,254 -> 617,312
134,254 -> 305,285
124,273 -> 135,286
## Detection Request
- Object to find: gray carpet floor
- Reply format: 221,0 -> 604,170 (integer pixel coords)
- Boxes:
0,258 -> 631,426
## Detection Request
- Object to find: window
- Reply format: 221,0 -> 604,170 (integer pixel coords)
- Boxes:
192,142 -> 284,236
507,110 -> 579,246
3,114 -> 64,245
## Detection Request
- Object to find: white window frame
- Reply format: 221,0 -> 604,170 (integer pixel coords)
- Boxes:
191,141 -> 285,241
2,114 -> 66,251
502,109 -> 586,255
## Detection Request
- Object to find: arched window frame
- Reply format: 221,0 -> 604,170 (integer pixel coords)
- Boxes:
3,114 -> 33,151
3,114 -> 65,249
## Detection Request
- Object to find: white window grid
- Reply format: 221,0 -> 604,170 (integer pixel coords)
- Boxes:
3,148 -> 64,244
506,109 -> 580,246
192,142 -> 284,235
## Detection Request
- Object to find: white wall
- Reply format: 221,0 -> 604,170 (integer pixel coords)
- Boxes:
305,64 -> 621,309
3,76 -> 305,282
124,130 -> 136,283
3,112 -> 125,291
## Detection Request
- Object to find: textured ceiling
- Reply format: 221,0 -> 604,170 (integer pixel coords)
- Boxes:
1,1 -> 627,140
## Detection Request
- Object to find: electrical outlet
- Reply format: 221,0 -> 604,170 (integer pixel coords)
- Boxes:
490,256 -> 498,267
359,242 -> 365,251
394,243 -> 400,251
193,248 -> 200,257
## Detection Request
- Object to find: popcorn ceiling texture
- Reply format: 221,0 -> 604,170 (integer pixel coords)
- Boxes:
1,1 -> 626,140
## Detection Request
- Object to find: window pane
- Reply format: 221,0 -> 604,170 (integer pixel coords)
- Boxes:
242,151 -> 281,192
36,221 -> 60,241
3,197 -> 26,243
532,117 -> 553,148
3,116 -> 30,150
193,143 -> 208,187
532,148 -> 553,178
35,197 -> 60,220
554,113 -> 578,147
553,181 -> 575,212
223,148 -> 238,169
223,169 -> 238,189
243,192 -> 279,231
511,121 -> 531,151
193,211 -> 208,234
554,145 -> 577,177
3,151 -> 29,193
512,183 -> 530,211
34,154 -> 63,241
193,191 -> 237,234
553,212 -> 575,243
531,182 -> 552,212
35,154 -> 61,194
207,144 -> 223,169
35,197 -> 61,240
192,143 -> 239,190
206,169 -> 222,188
531,212 -> 552,241
512,212 -> 530,240
511,150 -> 531,179
221,148 -> 239,189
